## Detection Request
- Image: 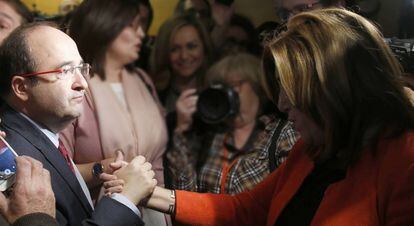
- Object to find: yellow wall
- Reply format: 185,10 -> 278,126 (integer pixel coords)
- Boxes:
22,0 -> 62,15
21,0 -> 276,36
149,0 -> 278,35
21,0 -> 179,35
20,0 -> 277,35
19,0 -> 400,37
234,0 -> 278,27
149,0 -> 178,35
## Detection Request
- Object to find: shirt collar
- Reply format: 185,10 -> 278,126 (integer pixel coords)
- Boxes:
19,113 -> 59,148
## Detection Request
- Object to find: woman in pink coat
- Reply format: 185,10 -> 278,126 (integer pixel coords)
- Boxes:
60,0 -> 169,224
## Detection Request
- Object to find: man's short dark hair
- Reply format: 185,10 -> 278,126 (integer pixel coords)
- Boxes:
0,22 -> 56,98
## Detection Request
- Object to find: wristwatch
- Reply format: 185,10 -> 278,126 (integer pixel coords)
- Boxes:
92,162 -> 104,178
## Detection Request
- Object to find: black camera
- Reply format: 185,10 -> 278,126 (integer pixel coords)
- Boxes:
197,83 -> 240,124
385,38 -> 414,74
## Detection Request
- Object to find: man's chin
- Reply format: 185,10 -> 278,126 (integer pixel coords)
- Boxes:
61,110 -> 82,121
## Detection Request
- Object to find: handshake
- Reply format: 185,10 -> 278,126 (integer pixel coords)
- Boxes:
0,153 -> 161,225
100,154 -> 158,205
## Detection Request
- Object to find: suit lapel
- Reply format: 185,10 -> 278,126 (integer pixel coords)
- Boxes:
1,108 -> 93,213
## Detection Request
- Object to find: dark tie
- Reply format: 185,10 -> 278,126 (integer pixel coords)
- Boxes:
58,139 -> 75,174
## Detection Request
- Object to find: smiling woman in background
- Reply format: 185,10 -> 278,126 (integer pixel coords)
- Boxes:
150,13 -> 215,115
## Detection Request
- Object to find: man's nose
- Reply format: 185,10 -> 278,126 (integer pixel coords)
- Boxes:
72,70 -> 88,91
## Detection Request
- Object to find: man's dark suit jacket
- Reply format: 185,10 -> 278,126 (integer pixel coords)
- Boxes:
1,212 -> 59,226
0,106 -> 144,226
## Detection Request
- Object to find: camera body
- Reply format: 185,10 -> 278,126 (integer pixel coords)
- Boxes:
385,38 -> 414,74
197,83 -> 240,124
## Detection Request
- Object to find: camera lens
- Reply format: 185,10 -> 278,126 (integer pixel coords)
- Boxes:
197,83 -> 239,124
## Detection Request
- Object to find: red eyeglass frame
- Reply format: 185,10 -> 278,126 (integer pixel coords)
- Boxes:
15,69 -> 65,78
14,63 -> 91,78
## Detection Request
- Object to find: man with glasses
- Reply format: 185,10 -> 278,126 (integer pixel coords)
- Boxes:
0,22 -> 157,226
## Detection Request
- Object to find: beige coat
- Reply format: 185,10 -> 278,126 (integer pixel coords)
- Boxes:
61,68 -> 168,185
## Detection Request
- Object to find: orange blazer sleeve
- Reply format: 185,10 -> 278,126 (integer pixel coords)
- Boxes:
175,163 -> 282,226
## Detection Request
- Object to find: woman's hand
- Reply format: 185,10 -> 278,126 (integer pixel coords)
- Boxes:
101,150 -> 128,195
176,89 -> 198,133
101,173 -> 125,196
113,156 -> 157,205
98,150 -> 127,174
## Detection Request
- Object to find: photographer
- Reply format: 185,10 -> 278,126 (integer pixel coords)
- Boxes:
166,53 -> 298,194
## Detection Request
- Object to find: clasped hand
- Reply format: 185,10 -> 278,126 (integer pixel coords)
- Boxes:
100,154 -> 157,205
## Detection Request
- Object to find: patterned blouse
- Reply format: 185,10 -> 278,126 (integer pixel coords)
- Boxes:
166,114 -> 298,194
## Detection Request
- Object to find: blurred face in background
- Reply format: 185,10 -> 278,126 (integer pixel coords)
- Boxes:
169,25 -> 205,78
106,15 -> 145,65
222,25 -> 250,55
275,0 -> 323,21
226,75 -> 260,128
0,1 -> 23,44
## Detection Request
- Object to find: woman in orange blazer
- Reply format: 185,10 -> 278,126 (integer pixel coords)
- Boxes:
108,8 -> 414,225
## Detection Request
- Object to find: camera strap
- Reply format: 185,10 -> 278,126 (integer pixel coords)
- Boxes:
268,119 -> 287,172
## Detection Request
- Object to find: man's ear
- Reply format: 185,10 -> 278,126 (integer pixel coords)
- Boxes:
11,76 -> 30,101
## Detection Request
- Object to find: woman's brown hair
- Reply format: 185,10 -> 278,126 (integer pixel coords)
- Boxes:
69,0 -> 140,80
262,8 -> 414,164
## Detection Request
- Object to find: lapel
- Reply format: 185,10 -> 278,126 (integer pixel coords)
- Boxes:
1,107 -> 93,213
267,140 -> 314,226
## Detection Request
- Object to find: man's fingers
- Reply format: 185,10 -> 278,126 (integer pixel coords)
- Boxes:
14,156 -> 32,183
0,192 -> 8,217
142,162 -> 152,171
147,170 -> 155,179
42,169 -> 52,188
30,158 -> 44,181
130,155 -> 146,165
